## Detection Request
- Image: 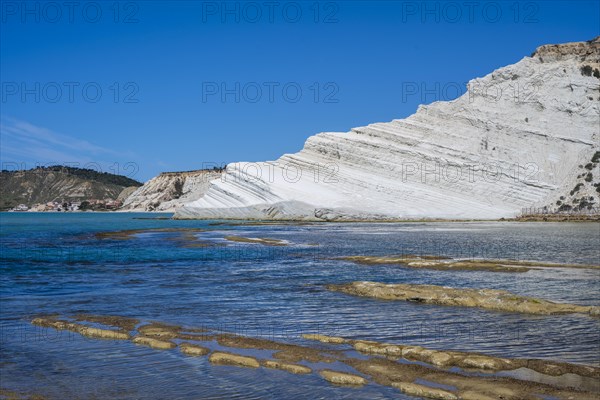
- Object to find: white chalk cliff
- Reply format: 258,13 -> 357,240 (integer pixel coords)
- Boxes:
121,170 -> 223,212
174,38 -> 600,220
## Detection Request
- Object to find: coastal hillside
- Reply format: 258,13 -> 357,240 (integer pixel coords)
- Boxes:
174,37 -> 600,220
120,169 -> 224,212
0,166 -> 142,211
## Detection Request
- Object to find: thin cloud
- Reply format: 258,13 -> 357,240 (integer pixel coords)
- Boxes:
0,116 -> 139,176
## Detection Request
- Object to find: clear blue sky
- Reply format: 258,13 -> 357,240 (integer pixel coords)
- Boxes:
1,1 -> 598,181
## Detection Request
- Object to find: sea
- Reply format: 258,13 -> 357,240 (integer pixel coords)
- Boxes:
0,213 -> 598,399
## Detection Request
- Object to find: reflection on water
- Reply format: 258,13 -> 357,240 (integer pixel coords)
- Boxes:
1,213 -> 599,399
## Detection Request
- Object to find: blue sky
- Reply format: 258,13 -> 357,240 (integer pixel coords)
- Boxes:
1,1 -> 599,182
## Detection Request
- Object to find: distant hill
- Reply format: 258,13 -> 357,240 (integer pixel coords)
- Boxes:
0,166 -> 143,210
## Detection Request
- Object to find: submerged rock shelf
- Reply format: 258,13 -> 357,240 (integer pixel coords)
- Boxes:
29,315 -> 600,399
301,334 -> 600,378
339,255 -> 600,273
326,281 -> 600,316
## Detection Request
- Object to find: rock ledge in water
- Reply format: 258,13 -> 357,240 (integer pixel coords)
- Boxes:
327,281 -> 598,316
319,370 -> 367,386
208,352 -> 260,368
132,336 -> 176,350
179,342 -> 210,356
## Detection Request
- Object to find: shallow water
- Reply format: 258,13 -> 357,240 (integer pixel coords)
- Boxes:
1,213 -> 599,399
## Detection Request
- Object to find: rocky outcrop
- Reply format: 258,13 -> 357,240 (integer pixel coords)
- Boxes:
301,334 -> 346,344
208,352 -> 260,368
327,281 -> 599,316
319,370 -> 367,386
392,382 -> 457,400
533,37 -> 600,64
175,37 -> 600,220
31,317 -> 131,340
117,186 -> 139,202
262,360 -> 312,374
132,336 -> 176,350
121,169 -> 224,211
179,342 -> 210,356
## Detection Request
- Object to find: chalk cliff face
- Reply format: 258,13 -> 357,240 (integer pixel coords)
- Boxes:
175,37 -> 600,220
121,170 -> 223,212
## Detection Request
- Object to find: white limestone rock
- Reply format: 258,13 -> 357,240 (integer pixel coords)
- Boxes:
175,37 -> 600,220
121,170 -> 224,212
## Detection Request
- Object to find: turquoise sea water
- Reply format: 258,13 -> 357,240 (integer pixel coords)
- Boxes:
0,213 -> 599,399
